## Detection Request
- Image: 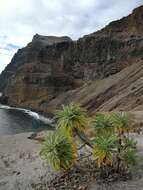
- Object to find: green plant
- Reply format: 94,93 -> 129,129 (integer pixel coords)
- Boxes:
121,148 -> 137,168
40,130 -> 77,171
111,112 -> 133,134
40,104 -> 139,176
93,132 -> 117,167
92,113 -> 113,134
56,103 -> 93,148
109,112 -> 137,171
119,137 -> 137,168
122,137 -> 137,149
56,103 -> 87,133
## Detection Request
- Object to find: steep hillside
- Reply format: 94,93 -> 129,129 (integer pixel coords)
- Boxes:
0,5 -> 143,114
43,60 -> 143,115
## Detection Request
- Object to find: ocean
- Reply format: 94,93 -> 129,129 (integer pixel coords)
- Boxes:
0,104 -> 54,135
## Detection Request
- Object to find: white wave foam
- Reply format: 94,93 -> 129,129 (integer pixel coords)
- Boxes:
16,108 -> 53,124
26,111 -> 54,124
0,105 -> 53,124
38,115 -> 54,124
13,108 -> 40,120
0,105 -> 11,109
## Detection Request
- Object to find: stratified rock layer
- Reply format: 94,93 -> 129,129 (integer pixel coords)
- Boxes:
0,35 -> 72,91
1,5 -> 143,114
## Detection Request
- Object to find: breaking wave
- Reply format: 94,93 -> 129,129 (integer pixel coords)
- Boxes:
0,104 -> 54,125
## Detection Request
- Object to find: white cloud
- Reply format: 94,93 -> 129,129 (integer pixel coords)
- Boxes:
0,0 -> 142,73
0,53 -> 13,73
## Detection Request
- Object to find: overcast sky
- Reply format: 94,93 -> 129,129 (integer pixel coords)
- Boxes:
0,0 -> 143,73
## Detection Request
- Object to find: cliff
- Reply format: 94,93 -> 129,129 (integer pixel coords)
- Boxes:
1,5 -> 143,114
0,35 -> 72,91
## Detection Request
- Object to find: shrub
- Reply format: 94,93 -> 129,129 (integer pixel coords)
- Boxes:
93,132 -> 117,167
40,104 -> 140,176
92,113 -> 113,134
111,112 -> 133,134
55,103 -> 87,133
40,130 -> 77,171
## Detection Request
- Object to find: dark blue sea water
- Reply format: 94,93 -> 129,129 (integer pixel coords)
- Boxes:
0,105 -> 54,135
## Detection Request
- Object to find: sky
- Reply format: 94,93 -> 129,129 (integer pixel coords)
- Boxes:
0,0 -> 143,73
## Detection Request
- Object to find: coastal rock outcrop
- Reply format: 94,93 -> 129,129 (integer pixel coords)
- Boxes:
1,5 -> 143,114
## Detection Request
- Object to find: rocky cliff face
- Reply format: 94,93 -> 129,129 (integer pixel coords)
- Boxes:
1,5 -> 143,114
0,35 -> 72,91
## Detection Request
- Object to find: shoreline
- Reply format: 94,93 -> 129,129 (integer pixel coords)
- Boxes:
0,103 -> 54,120
0,99 -> 55,118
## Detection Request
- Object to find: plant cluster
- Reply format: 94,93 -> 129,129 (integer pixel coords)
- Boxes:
40,103 -> 141,176
92,112 -> 138,174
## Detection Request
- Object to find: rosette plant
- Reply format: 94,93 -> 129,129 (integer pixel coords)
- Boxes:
93,132 -> 117,168
55,103 -> 93,147
55,103 -> 87,133
92,113 -> 113,134
110,112 -> 133,134
40,130 -> 77,171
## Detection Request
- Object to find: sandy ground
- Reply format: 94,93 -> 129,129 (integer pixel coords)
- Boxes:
0,132 -> 57,190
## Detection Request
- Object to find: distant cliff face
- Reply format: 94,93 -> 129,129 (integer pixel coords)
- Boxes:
0,35 -> 72,91
1,5 -> 143,114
